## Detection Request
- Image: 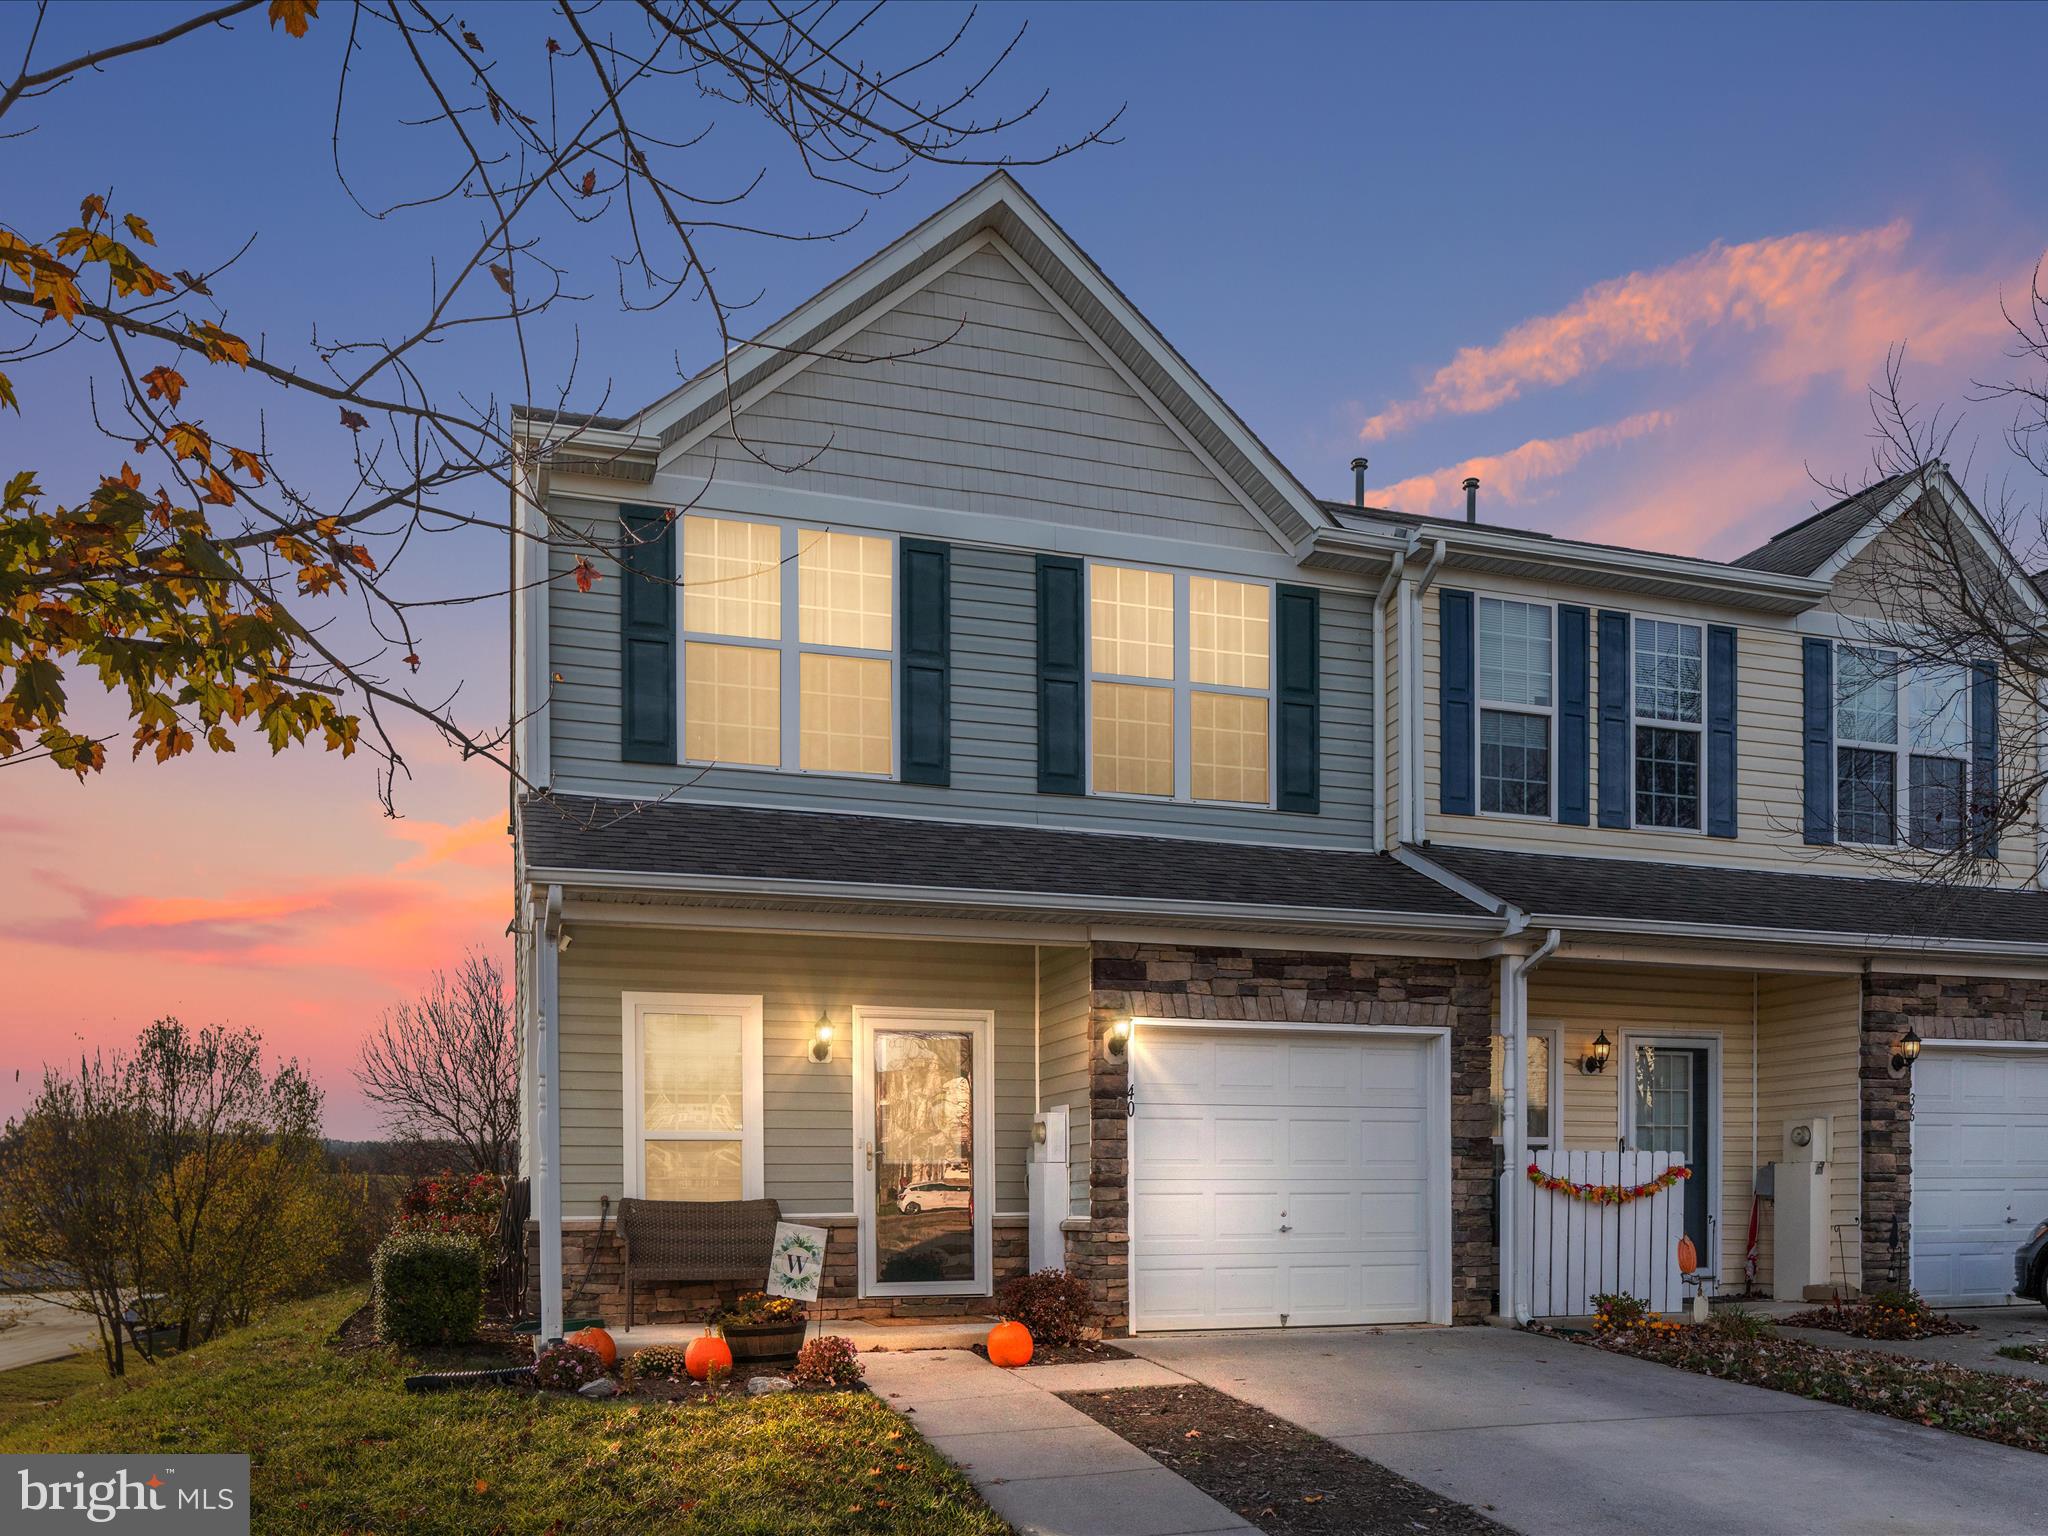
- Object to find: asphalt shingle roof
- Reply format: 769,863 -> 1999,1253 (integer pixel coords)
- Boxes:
1424,844 -> 2048,947
519,795 -> 1488,918
1730,474 -> 1910,576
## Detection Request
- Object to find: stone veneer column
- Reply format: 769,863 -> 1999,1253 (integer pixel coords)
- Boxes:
1860,973 -> 2048,1291
1075,943 -> 1497,1332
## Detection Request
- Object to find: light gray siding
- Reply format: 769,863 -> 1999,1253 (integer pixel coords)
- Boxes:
1036,945 -> 1093,1218
547,522 -> 1375,846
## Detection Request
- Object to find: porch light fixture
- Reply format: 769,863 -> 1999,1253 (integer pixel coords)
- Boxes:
1107,1016 -> 1132,1061
809,1014 -> 835,1065
1891,1026 -> 1922,1077
1582,1031 -> 1613,1075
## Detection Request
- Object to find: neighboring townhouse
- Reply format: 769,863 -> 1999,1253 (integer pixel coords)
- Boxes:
510,173 -> 2048,1341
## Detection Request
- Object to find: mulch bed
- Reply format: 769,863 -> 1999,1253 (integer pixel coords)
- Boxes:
1060,1384 -> 1508,1535
1585,1325 -> 2048,1454
970,1339 -> 1130,1366
329,1301 -> 532,1370
1779,1300 -> 1971,1339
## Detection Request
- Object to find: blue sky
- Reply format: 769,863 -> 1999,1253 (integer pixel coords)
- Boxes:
4,1 -> 2042,1131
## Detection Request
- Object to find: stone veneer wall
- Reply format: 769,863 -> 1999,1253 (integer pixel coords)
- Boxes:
1072,943 -> 1497,1331
525,1216 -> 1027,1327
1861,973 -> 2048,1290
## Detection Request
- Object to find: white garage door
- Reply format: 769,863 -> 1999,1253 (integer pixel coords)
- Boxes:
1913,1046 -> 2048,1306
1130,1028 -> 1441,1331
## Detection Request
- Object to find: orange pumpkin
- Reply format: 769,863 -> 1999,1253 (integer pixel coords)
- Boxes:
986,1319 -> 1033,1368
565,1326 -> 617,1370
1675,1234 -> 1699,1276
684,1333 -> 733,1381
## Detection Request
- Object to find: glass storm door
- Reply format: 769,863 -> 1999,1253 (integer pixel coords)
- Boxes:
1629,1041 -> 1713,1265
857,1012 -> 991,1296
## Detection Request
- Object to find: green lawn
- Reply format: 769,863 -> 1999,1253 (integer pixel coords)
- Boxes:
0,1349 -> 109,1434
0,1291 -> 1008,1535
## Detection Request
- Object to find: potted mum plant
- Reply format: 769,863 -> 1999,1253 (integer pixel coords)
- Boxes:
716,1291 -> 807,1361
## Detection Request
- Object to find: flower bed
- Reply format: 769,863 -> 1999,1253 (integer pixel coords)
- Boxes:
1584,1325 -> 2048,1454
1780,1294 -> 1970,1340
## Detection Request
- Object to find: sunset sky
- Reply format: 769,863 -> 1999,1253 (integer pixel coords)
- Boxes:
3,2 -> 2042,1136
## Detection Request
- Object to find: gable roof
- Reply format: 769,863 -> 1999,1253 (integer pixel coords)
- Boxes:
1730,472 -> 1914,575
624,173 -> 1334,545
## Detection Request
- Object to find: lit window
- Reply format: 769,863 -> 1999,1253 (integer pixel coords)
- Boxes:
683,514 -> 780,639
799,529 -> 892,651
1477,598 -> 1552,816
1834,644 -> 1970,848
684,642 -> 779,766
1633,618 -> 1703,829
1088,566 -> 1273,804
630,996 -> 761,1201
800,653 -> 891,775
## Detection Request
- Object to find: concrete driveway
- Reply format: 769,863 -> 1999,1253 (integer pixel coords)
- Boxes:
1123,1325 -> 2048,1535
0,1295 -> 103,1373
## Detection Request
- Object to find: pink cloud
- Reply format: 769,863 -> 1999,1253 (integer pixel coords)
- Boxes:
1365,411 -> 1675,518
389,813 -> 508,872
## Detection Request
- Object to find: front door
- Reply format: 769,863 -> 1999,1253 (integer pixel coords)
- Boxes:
1625,1038 -> 1715,1271
854,1009 -> 993,1297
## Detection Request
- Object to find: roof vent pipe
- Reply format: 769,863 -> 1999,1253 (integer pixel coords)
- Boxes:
1463,476 -> 1480,523
1351,457 -> 1369,510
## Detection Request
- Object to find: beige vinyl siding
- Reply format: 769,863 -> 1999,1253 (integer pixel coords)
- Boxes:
1529,963 -> 1758,1285
1420,570 -> 2039,885
666,242 -> 1276,553
546,514 -> 1376,846
556,927 -> 1036,1219
1036,945 -> 1093,1218
1756,972 -> 1863,1291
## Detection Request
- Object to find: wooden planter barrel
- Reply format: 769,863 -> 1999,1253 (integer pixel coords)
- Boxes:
719,1320 -> 806,1361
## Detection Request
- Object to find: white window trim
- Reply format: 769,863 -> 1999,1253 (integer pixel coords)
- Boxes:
1491,1021 -> 1562,1150
1083,559 -> 1276,808
620,991 -> 765,1201
1628,613 -> 1708,836
1833,640 -> 1971,850
676,516 -> 899,781
1473,593 -> 1557,822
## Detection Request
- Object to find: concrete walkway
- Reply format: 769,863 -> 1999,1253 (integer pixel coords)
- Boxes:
1124,1324 -> 2048,1536
862,1349 -> 1255,1536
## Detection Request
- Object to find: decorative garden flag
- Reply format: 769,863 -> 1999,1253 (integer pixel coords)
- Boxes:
766,1221 -> 828,1302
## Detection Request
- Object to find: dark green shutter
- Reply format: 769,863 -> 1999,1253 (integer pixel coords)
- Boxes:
1557,605 -> 1591,825
1439,588 -> 1476,816
1971,658 -> 1998,859
619,504 -> 676,764
1706,625 -> 1738,838
1596,611 -> 1631,828
899,539 -> 951,786
1802,637 -> 1834,844
1274,584 -> 1320,814
1035,555 -> 1085,795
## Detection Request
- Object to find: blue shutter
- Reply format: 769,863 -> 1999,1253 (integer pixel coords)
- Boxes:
1971,658 -> 1999,859
1706,624 -> 1738,839
619,504 -> 676,764
1802,637 -> 1834,844
1596,610 -> 1631,828
1438,588 -> 1476,817
899,539 -> 951,786
1036,555 -> 1085,795
1274,584 -> 1321,814
1557,605 -> 1591,826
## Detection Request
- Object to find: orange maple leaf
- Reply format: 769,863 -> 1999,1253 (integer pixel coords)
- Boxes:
572,557 -> 598,593
163,422 -> 212,464
142,365 -> 186,407
228,446 -> 266,485
199,469 -> 237,506
269,0 -> 319,38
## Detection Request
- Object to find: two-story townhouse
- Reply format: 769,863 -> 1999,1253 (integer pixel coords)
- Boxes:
510,172 -> 2048,1343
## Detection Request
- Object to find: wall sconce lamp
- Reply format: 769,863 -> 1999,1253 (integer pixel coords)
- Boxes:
809,1014 -> 835,1065
1891,1026 -> 1922,1077
1581,1030 -> 1612,1075
1106,1016 -> 1132,1061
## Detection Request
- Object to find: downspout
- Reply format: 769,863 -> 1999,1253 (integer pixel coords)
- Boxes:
1403,537 -> 1449,846
537,883 -> 565,1344
1501,926 -> 1563,1327
1371,530 -> 1420,850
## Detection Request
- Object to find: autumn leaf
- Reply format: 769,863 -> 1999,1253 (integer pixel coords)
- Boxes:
122,213 -> 156,247
187,321 -> 251,367
580,169 -> 596,196
79,193 -> 106,224
463,27 -> 484,50
339,407 -> 369,432
489,263 -> 515,296
572,557 -> 598,593
404,652 -> 421,672
268,0 -> 319,38
173,268 -> 213,296
341,543 -> 377,572
0,369 -> 15,413
474,1479 -> 489,1496
547,36 -> 560,53
228,446 -> 266,485
199,469 -> 237,507
142,365 -> 186,407
164,422 -> 213,465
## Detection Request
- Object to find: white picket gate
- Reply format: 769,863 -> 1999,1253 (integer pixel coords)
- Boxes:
1500,1150 -> 1688,1317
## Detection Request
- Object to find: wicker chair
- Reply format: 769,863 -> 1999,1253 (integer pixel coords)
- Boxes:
617,1197 -> 781,1327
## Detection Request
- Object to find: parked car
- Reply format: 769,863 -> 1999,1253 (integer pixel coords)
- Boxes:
897,1181 -> 971,1214
2016,1220 -> 2048,1307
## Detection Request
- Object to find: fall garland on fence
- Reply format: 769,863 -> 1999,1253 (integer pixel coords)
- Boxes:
1526,1162 -> 1690,1206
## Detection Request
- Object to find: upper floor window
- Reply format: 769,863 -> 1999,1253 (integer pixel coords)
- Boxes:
681,515 -> 892,775
1477,597 -> 1552,817
1834,642 -> 1969,849
1633,618 -> 1704,830
1088,564 -> 1272,804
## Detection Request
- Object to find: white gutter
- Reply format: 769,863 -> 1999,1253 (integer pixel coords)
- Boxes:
1401,538 -> 1448,846
536,884 -> 565,1343
1371,530 -> 1420,850
1500,926 -> 1563,1328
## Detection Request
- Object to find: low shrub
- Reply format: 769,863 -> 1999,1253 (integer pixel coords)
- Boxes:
1589,1292 -> 1651,1333
625,1343 -> 692,1383
394,1170 -> 505,1242
371,1230 -> 486,1347
534,1341 -> 606,1393
1706,1304 -> 1775,1341
792,1334 -> 863,1388
995,1268 -> 1097,1348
